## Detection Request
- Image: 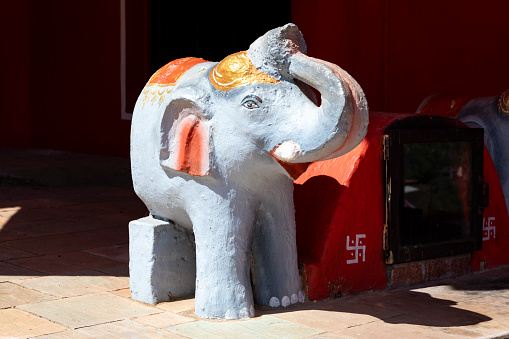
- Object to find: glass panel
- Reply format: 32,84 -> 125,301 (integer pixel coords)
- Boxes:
401,141 -> 472,246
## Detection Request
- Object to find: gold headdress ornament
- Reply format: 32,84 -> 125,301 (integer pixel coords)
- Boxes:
498,89 -> 509,116
209,51 -> 280,91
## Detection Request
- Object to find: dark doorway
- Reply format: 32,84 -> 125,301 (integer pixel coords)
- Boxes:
383,116 -> 485,264
151,1 -> 291,72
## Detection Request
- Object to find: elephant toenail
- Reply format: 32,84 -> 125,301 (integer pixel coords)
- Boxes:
269,297 -> 280,307
238,307 -> 250,318
299,291 -> 305,303
281,296 -> 291,307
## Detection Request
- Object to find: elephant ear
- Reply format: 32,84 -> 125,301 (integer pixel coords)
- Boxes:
160,98 -> 212,176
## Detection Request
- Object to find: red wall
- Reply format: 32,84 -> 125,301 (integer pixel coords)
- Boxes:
292,0 -> 509,112
0,1 -> 148,157
0,1 -> 32,147
292,1 -> 388,111
294,113 -> 392,298
2,1 -> 507,156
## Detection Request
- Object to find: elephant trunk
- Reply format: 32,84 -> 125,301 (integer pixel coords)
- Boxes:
278,52 -> 368,163
247,23 -> 368,164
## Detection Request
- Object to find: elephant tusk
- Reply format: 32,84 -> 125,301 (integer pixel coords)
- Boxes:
271,140 -> 302,161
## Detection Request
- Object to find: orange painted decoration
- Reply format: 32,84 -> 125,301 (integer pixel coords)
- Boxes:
175,116 -> 208,176
416,94 -> 473,118
147,57 -> 208,87
209,51 -> 280,91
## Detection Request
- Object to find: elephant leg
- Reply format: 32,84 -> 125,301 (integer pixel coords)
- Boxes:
251,182 -> 304,307
191,196 -> 256,319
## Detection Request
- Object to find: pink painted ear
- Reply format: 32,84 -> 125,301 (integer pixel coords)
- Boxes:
161,114 -> 211,176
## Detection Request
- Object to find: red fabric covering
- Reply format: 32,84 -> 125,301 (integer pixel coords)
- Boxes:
294,111 -> 509,300
294,111 -> 410,300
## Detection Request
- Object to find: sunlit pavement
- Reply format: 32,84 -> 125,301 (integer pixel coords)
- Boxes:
1,148 -> 509,338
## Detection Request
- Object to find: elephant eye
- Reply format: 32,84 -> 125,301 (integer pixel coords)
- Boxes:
242,100 -> 259,109
242,95 -> 262,109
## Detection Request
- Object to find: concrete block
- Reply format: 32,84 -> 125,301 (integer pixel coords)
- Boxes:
129,216 -> 196,304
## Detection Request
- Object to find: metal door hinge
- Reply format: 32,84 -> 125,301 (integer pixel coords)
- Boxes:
381,134 -> 390,160
382,223 -> 389,250
383,224 -> 394,264
385,250 -> 394,265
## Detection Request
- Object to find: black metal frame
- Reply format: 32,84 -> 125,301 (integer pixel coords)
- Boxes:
385,127 -> 485,264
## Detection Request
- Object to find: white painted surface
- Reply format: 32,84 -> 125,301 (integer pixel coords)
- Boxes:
130,24 -> 369,319
346,234 -> 366,264
483,216 -> 496,241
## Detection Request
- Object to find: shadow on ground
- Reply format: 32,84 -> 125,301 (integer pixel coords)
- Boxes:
0,148 -> 146,278
254,288 -> 494,327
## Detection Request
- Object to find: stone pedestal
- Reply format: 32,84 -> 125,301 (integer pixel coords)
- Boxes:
129,216 -> 196,304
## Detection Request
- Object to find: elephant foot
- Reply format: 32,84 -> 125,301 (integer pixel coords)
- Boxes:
225,305 -> 255,319
196,303 -> 255,320
194,281 -> 255,319
269,290 -> 305,307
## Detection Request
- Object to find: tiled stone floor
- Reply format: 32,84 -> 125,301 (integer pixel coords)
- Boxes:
1,148 -> 509,338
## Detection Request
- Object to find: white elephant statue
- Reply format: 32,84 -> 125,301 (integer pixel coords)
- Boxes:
130,23 -> 369,319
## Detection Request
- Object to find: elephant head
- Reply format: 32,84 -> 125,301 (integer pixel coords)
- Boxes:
247,24 -> 369,164
130,23 -> 369,319
148,23 -> 368,183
